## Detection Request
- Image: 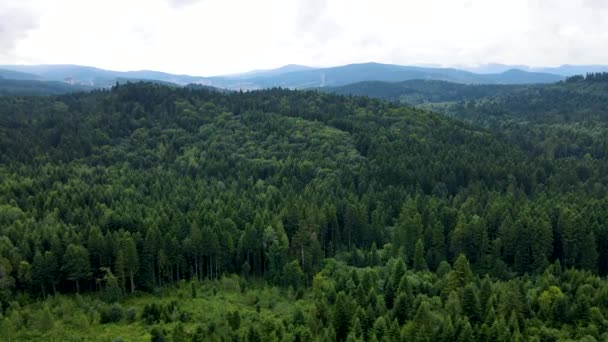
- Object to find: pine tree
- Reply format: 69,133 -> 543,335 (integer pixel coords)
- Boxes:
438,316 -> 456,342
457,320 -> 474,342
372,316 -> 388,341
444,254 -> 473,295
62,244 -> 91,293
578,231 -> 598,271
426,216 -> 445,270
411,301 -> 435,341
413,239 -> 428,271
334,291 -> 354,341
393,293 -> 410,324
393,198 -> 423,261
558,208 -> 580,268
461,284 -> 481,322
121,235 -> 139,293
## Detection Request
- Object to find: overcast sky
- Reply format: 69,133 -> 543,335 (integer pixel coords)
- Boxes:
1,0 -> 607,76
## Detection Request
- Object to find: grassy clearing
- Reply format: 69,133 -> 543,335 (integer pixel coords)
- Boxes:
1,275 -> 312,342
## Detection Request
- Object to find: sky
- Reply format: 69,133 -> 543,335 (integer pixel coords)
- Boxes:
1,0 -> 607,76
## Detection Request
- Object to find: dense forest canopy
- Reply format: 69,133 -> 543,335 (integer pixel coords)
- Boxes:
329,73 -> 608,160
444,73 -> 608,161
1,82 -> 608,340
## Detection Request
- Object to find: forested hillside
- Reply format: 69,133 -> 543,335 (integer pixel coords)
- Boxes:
330,73 -> 608,160
0,79 -> 93,96
326,79 -> 517,105
1,83 -> 608,340
445,73 -> 608,160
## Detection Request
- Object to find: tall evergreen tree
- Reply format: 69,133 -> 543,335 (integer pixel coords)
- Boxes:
62,244 -> 91,293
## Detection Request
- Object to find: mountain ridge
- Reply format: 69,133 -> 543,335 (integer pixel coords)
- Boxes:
0,62 -> 569,89
2,61 -> 607,93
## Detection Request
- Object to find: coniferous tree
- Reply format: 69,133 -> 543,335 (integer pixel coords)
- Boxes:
413,239 -> 428,271
62,244 -> 91,293
393,198 -> 423,261
334,291 -> 354,341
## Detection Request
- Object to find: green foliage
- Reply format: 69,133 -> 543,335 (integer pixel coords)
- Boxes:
150,327 -> 165,342
126,307 -> 137,323
100,303 -> 125,324
36,306 -> 54,332
413,239 -> 428,272
62,244 -> 91,293
100,267 -> 122,303
0,82 -> 608,340
282,260 -> 305,289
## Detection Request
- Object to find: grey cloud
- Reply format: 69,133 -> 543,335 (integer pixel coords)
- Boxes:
0,6 -> 39,60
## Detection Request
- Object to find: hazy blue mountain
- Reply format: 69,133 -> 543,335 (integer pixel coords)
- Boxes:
0,78 -> 93,96
463,63 -> 608,76
202,62 -> 564,89
0,62 -> 567,90
461,63 -> 531,74
476,69 -> 563,84
227,64 -> 317,78
0,64 -> 205,86
533,65 -> 608,76
0,64 -> 119,83
247,62 -> 486,88
119,70 -> 205,84
0,68 -> 43,81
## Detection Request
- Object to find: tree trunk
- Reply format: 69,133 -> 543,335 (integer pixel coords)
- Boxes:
158,264 -> 162,287
194,257 -> 199,281
76,279 -> 80,294
151,262 -> 156,287
130,271 -> 135,294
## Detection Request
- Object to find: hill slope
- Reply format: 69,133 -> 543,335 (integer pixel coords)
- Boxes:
0,68 -> 42,80
326,79 -> 518,104
328,74 -> 608,159
1,83 -> 608,341
0,78 -> 93,96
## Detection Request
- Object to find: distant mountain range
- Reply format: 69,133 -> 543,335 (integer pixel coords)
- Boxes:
324,75 -> 608,112
0,68 -> 43,81
0,65 -> 203,87
462,63 -> 608,76
0,62 -> 607,95
199,63 -> 565,89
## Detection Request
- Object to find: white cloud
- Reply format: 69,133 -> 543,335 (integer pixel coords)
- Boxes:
0,1 -> 41,62
1,0 -> 608,75
166,0 -> 206,8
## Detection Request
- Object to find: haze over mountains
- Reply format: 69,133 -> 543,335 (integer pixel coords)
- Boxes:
462,63 -> 608,76
2,62 -> 606,92
0,62 -> 607,97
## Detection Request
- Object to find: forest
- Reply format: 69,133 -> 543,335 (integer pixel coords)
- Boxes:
1,81 -> 608,341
